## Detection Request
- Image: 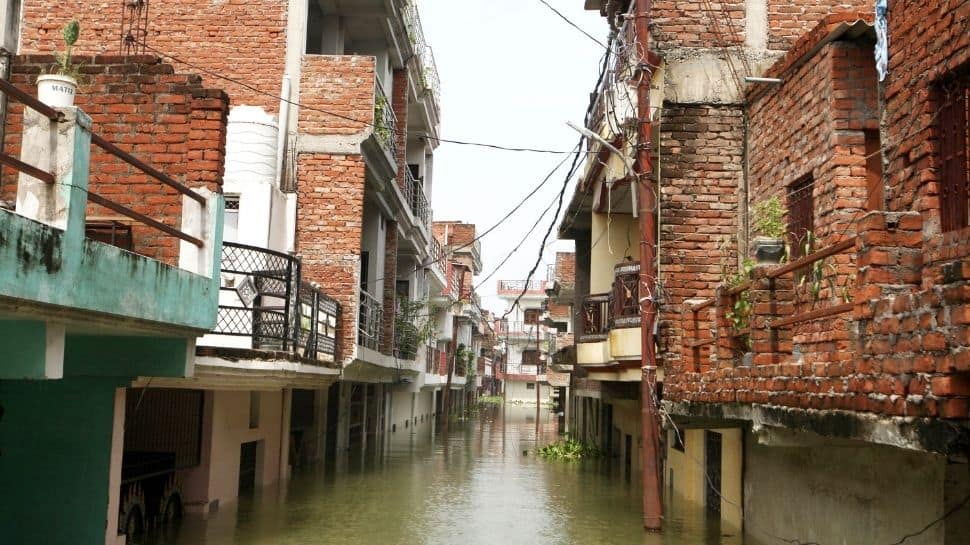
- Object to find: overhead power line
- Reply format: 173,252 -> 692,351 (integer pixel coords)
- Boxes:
135,40 -> 578,155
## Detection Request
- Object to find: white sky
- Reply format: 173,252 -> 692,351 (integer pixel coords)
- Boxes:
420,0 -> 605,314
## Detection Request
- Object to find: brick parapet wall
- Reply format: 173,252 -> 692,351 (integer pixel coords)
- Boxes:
2,55 -> 228,263
297,153 -> 366,365
299,56 -> 376,137
669,211 -> 970,419
19,1 -> 287,113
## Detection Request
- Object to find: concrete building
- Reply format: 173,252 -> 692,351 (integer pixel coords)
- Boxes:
495,278 -> 557,405
0,58 -> 225,543
563,1 -> 970,542
5,1 -> 479,541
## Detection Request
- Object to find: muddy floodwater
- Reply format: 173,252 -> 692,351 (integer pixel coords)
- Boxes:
149,406 -> 744,545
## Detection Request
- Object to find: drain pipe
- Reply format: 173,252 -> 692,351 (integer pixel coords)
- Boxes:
633,0 -> 663,532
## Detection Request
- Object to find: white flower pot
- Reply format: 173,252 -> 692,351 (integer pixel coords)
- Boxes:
37,74 -> 78,107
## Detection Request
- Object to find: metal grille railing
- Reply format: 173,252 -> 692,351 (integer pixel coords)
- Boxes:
406,168 -> 431,231
374,83 -> 398,159
497,279 -> 547,293
214,242 -> 338,364
610,262 -> 640,328
358,288 -> 383,351
430,236 -> 447,278
580,293 -> 610,341
403,1 -> 441,106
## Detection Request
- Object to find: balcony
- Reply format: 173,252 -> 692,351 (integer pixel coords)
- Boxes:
358,288 -> 384,352
0,94 -> 222,380
577,262 -> 642,370
497,279 -> 547,297
374,82 -> 398,161
404,167 -> 431,233
210,242 -> 339,365
403,1 -> 441,110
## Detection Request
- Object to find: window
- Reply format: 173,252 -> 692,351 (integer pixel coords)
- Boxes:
522,350 -> 539,365
223,195 -> 240,243
524,309 -> 540,325
939,72 -> 970,232
526,383 -> 536,390
787,175 -> 815,259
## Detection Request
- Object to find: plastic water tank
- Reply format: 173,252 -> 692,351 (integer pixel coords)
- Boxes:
224,106 -> 279,185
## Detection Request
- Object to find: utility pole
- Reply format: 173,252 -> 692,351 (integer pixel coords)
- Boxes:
634,0 -> 663,532
535,316 -> 541,435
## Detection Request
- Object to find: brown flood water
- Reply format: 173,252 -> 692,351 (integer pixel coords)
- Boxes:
146,405 -> 744,545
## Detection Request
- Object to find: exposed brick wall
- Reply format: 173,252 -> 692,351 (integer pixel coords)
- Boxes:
554,251 -> 575,285
1,54 -> 228,263
745,34 -> 877,366
299,56 -> 376,137
766,1 -> 873,50
392,69 -> 409,188
433,221 -> 477,248
658,104 -> 743,358
18,0 -> 287,112
649,1 -> 871,51
297,153 -> 366,365
882,0 -> 970,259
652,0 -> 746,49
667,6 -> 970,421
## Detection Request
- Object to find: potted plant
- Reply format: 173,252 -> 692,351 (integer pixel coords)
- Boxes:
751,196 -> 787,264
37,20 -> 81,108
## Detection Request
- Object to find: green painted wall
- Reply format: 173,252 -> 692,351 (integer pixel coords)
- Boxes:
65,335 -> 189,378
0,208 -> 222,332
0,377 -> 124,544
0,320 -> 51,379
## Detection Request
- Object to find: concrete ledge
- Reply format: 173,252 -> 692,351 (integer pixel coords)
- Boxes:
663,400 -> 970,456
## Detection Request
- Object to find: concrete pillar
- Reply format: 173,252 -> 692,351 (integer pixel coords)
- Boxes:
16,107 -> 89,245
278,388 -> 292,483
104,388 -> 125,545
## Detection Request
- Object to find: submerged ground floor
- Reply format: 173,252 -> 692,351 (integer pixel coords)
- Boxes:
569,383 -> 970,545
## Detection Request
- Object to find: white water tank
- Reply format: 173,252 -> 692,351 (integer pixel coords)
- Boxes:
224,106 -> 279,185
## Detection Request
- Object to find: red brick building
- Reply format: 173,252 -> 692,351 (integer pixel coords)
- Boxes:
565,0 -> 970,542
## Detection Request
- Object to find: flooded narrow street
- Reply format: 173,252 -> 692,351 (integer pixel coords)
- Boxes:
151,406 -> 742,545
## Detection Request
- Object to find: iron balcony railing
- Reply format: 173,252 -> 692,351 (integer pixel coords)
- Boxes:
374,83 -> 398,160
403,1 -> 441,106
579,262 -> 642,343
214,242 -> 339,363
430,236 -> 447,279
497,279 -> 547,293
358,288 -> 383,351
405,168 -> 431,231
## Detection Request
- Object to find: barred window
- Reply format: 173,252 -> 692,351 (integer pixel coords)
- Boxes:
787,175 -> 815,259
939,72 -> 970,232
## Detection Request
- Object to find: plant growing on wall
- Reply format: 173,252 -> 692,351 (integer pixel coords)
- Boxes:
374,94 -> 392,145
753,196 -> 787,239
723,258 -> 754,350
394,299 -> 435,360
752,196 -> 788,264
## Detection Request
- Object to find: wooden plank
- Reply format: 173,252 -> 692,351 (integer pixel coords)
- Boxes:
0,151 -> 55,184
90,133 -> 206,205
770,302 -> 854,328
87,192 -> 203,247
767,238 -> 856,279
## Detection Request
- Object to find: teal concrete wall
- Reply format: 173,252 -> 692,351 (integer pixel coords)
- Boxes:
0,320 -> 52,379
0,377 -> 124,545
0,207 -> 222,331
65,335 -> 190,378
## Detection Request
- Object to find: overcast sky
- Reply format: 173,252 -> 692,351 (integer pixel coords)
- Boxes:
420,0 -> 605,314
